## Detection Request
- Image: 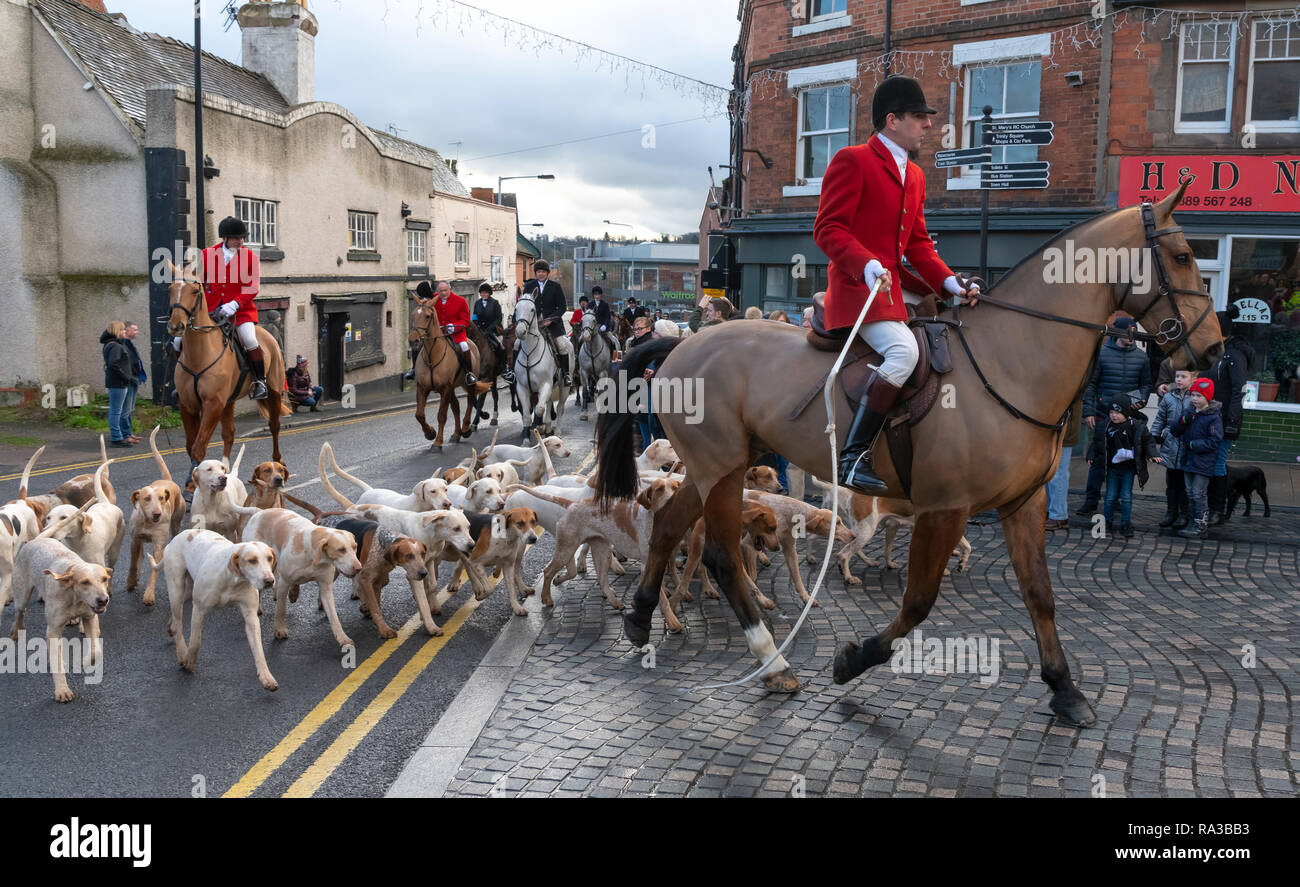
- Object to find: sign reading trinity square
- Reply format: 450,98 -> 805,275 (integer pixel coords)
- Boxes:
1119,155 -> 1300,213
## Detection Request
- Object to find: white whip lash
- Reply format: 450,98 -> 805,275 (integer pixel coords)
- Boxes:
690,279 -> 884,692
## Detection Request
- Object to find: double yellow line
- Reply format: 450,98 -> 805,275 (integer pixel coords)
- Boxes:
225,442 -> 594,798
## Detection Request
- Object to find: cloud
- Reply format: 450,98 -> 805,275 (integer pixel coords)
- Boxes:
108,0 -> 737,238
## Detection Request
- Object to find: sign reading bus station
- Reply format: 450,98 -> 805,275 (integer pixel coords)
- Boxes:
1118,155 -> 1300,213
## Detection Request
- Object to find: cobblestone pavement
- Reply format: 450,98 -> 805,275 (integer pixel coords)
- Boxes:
443,494 -> 1299,797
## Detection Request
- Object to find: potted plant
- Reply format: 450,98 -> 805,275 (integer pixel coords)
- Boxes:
1268,327 -> 1300,402
1253,370 -> 1280,402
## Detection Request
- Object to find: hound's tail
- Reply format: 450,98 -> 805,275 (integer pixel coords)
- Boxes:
149,426 -> 172,482
227,444 -> 246,479
318,443 -> 355,509
593,337 -> 681,508
16,445 -> 44,498
324,443 -> 372,491
503,484 -> 575,509
92,458 -> 113,506
281,490 -> 325,520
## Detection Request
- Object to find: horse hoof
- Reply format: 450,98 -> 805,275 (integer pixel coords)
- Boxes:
832,642 -> 864,684
623,613 -> 651,648
490,419 -> 498,426
430,444 -> 442,452
761,668 -> 800,693
1050,689 -> 1098,727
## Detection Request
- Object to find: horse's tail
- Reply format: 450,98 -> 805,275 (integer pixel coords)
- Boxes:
593,337 -> 681,508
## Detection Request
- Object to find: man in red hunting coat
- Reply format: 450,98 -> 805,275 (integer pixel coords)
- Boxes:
198,216 -> 268,398
430,280 -> 478,386
813,75 -> 981,494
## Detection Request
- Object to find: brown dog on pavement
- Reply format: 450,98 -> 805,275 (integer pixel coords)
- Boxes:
126,426 -> 187,605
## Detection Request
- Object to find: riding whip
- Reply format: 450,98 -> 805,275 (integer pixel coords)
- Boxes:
692,279 -> 885,692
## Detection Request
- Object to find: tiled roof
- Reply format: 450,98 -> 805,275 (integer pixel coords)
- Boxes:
33,0 -> 289,131
367,129 -> 468,198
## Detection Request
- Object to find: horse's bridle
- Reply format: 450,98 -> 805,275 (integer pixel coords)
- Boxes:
939,201 -> 1214,431
167,276 -> 221,333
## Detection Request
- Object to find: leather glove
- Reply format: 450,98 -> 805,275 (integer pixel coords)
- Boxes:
600,325 -> 607,332
444,324 -> 455,334
217,301 -> 238,319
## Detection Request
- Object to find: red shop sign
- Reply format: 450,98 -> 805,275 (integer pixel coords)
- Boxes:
1118,155 -> 1300,213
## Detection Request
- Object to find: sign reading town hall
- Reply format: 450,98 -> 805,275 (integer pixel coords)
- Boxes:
1119,155 -> 1300,213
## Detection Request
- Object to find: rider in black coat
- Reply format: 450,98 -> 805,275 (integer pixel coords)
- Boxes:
532,260 -> 570,385
471,283 -> 511,382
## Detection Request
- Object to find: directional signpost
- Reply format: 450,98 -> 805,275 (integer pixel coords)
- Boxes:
934,147 -> 992,168
932,107 -> 1057,279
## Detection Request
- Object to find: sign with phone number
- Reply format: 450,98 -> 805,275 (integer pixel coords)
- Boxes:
1118,155 -> 1300,213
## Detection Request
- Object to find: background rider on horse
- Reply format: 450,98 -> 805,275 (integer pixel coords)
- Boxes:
587,286 -> 619,353
472,281 -> 512,383
813,74 -> 981,494
530,260 -> 572,386
175,216 -> 269,399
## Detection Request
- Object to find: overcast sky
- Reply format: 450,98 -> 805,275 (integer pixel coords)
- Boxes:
106,0 -> 737,240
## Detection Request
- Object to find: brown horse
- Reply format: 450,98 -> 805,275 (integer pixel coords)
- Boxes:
411,296 -> 488,449
166,264 -> 286,470
594,184 -> 1221,727
469,324 -> 519,431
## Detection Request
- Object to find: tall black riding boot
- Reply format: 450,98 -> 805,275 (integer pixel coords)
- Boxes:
558,352 -> 572,387
404,343 -> 421,381
455,348 -> 477,386
837,372 -> 902,494
247,347 -> 268,400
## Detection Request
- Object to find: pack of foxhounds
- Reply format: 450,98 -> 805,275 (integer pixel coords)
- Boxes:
0,426 -> 970,702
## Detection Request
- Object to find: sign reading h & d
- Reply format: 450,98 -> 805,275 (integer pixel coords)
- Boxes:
1118,155 -> 1300,212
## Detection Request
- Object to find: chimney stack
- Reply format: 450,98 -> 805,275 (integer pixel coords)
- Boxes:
237,0 -> 317,106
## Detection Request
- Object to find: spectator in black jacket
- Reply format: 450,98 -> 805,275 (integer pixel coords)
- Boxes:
121,321 -> 146,444
101,321 -> 134,448
1206,308 -> 1253,523
1077,317 -> 1153,513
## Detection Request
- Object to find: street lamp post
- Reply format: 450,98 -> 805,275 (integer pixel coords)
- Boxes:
603,220 -> 635,304
497,174 -> 555,205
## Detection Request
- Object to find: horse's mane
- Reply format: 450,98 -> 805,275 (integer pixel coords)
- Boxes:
985,201 -> 1145,295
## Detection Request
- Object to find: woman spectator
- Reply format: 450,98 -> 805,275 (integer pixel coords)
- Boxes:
286,355 -> 325,412
767,309 -> 790,324
100,321 -> 134,448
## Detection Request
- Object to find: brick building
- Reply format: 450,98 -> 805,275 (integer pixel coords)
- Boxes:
722,1 -> 1296,309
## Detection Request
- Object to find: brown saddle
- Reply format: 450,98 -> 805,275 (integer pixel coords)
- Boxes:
799,292 -> 953,419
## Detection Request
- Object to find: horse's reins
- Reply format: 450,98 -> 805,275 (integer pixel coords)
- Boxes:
693,280 -> 885,693
167,276 -> 234,406
938,201 -> 1213,430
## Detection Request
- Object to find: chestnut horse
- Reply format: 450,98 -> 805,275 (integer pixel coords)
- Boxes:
411,295 -> 487,450
166,264 -> 285,470
594,184 -> 1221,727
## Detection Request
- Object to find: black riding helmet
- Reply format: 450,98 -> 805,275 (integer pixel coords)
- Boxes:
872,75 -> 937,130
218,216 -> 247,239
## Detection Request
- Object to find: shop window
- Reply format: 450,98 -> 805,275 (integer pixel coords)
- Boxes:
1228,236 -> 1300,401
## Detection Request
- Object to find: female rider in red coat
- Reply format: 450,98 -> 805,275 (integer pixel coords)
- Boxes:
813,75 -> 980,493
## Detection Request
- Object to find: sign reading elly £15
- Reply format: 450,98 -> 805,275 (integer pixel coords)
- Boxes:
1233,298 -> 1271,324
1118,156 -> 1300,212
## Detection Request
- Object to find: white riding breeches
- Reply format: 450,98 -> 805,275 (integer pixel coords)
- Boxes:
858,319 -> 918,388
235,321 -> 259,350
